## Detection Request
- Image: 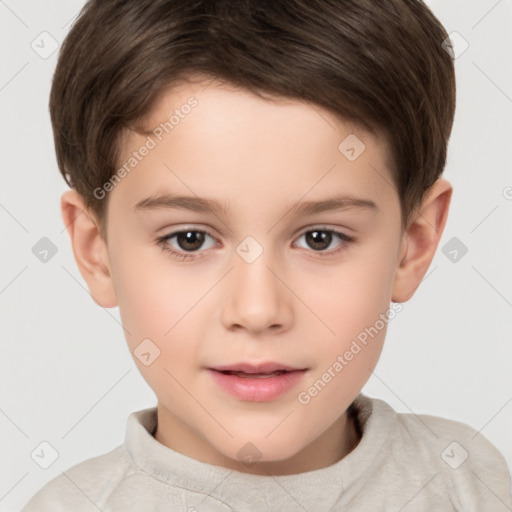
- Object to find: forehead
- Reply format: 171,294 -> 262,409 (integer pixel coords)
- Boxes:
111,78 -> 397,220
137,76 -> 380,144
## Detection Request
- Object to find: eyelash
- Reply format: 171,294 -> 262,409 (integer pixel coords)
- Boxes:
156,227 -> 355,261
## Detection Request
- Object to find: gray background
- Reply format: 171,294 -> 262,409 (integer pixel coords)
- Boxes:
1,0 -> 511,510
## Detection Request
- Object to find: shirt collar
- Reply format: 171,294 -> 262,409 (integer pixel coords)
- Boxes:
123,393 -> 395,511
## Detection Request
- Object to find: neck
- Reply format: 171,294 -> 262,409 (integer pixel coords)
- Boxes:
154,406 -> 361,476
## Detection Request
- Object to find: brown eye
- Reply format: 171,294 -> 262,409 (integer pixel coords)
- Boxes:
294,228 -> 354,255
305,230 -> 333,251
175,231 -> 206,251
157,229 -> 217,260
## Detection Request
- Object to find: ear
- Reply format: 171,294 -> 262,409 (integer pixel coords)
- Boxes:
392,178 -> 452,302
60,189 -> 118,308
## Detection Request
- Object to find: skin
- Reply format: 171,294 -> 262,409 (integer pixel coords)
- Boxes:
61,77 -> 452,476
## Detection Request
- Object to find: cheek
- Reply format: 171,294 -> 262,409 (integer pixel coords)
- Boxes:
311,255 -> 396,341
111,260 -> 204,397
109,242 -> 192,334
108,249 -> 205,382
301,243 -> 397,389
297,276 -> 391,420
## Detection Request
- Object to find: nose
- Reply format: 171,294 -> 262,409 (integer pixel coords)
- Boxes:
221,247 -> 293,335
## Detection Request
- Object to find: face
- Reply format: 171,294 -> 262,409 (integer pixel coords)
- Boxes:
102,78 -> 406,474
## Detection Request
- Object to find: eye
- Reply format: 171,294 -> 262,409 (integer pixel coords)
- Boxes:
156,226 -> 355,262
156,229 -> 217,260
294,228 -> 354,255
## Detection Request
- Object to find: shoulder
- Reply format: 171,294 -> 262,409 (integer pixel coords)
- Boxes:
395,405 -> 508,469
369,396 -> 512,510
20,445 -> 134,512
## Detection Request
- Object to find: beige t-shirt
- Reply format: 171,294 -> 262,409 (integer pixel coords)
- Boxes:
21,394 -> 512,511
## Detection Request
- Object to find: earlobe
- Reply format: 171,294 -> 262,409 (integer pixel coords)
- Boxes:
392,178 -> 452,303
60,189 -> 118,308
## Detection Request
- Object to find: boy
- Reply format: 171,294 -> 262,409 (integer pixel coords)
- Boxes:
22,0 -> 512,510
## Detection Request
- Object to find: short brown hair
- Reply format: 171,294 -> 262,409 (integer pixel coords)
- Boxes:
49,0 -> 456,238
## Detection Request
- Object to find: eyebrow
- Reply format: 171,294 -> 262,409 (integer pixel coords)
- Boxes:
133,193 -> 378,217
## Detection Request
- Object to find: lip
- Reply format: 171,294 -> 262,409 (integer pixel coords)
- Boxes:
207,362 -> 307,402
210,362 -> 304,373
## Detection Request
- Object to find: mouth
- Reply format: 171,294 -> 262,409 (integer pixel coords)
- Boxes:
210,362 -> 306,374
216,370 -> 289,378
207,362 -> 308,402
209,362 -> 307,378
